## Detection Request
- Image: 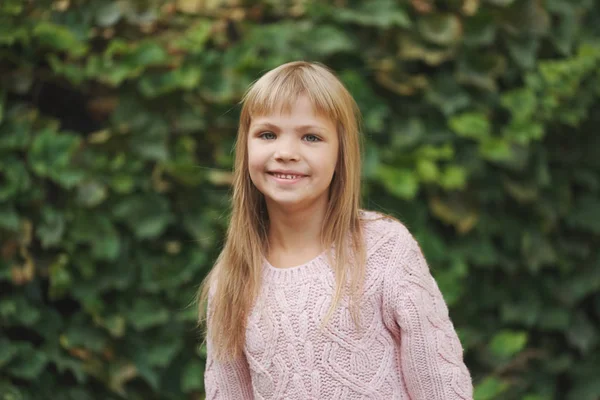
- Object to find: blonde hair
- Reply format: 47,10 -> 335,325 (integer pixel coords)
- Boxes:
197,61 -> 366,360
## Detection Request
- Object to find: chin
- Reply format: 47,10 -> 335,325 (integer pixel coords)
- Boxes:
265,196 -> 306,209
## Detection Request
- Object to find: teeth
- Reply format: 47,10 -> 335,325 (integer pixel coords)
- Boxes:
273,173 -> 301,180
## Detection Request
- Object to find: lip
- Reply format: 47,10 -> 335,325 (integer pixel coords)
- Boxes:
268,170 -> 307,176
267,171 -> 307,184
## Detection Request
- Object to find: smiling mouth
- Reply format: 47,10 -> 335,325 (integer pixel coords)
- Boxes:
268,172 -> 306,180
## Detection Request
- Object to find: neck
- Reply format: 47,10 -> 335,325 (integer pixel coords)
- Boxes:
266,200 -> 328,253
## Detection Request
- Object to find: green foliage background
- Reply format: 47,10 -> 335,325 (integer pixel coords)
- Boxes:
1,0 -> 599,399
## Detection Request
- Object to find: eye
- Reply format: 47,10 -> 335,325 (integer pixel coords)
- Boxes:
303,134 -> 321,142
258,131 -> 276,140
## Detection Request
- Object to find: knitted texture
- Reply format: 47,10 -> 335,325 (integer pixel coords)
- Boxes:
204,211 -> 473,399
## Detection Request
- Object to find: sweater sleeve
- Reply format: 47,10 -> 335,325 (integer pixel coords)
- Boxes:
204,292 -> 254,399
382,225 -> 473,400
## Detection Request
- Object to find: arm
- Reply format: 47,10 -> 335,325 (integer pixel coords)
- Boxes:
204,291 -> 254,399
204,338 -> 254,400
382,226 -> 473,400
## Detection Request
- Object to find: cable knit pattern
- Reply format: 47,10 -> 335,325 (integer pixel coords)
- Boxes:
204,211 -> 473,399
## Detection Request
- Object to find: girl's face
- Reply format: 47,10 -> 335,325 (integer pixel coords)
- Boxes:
247,95 -> 339,212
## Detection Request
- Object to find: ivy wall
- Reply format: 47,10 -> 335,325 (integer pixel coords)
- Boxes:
1,0 -> 599,399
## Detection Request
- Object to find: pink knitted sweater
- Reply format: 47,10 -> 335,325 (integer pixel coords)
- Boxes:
204,211 -> 473,399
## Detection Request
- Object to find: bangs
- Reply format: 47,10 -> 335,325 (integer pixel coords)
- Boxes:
242,63 -> 344,122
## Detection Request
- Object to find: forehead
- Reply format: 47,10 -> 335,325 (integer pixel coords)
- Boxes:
249,95 -> 336,128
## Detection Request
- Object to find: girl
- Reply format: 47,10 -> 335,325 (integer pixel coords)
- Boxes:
198,61 -> 473,399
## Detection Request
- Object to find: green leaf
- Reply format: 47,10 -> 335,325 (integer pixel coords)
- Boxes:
129,124 -> 169,161
164,163 -> 206,186
501,298 -> 541,327
418,14 -> 463,46
0,89 -> 5,124
0,158 -> 31,201
549,6 -> 578,55
6,345 -> 48,379
110,174 -> 136,193
566,195 -> 600,234
568,381 -> 600,400
561,264 -> 600,304
507,37 -> 539,70
0,204 -> 20,231
425,73 -> 471,116
0,338 -> 19,367
376,166 -> 419,199
48,348 -> 87,384
449,112 -> 491,140
484,0 -> 516,5
28,128 -> 84,188
70,211 -> 121,260
0,111 -> 32,150
36,207 -> 66,248
139,248 -> 206,292
480,137 -> 512,162
503,121 -> 545,145
434,257 -> 468,306
32,22 -> 87,57
76,180 -> 108,208
306,25 -> 355,56
440,165 -> 468,190
145,337 -> 182,367
95,2 -> 123,27
391,118 -> 426,149
521,230 -> 556,272
60,314 -> 108,353
332,0 -> 411,28
138,66 -> 203,98
1,295 -> 41,326
112,194 -> 173,239
416,144 -> 454,161
126,42 -> 168,67
430,196 -> 478,233
489,330 -> 528,359
181,359 -> 204,392
127,298 -> 169,331
0,382 -> 23,400
503,178 -> 538,203
175,20 -> 213,50
538,308 -> 570,331
474,376 -> 510,400
397,35 -> 455,65
107,361 -> 139,396
463,12 -> 497,47
1,0 -> 24,15
457,52 -> 506,91
501,88 -> 538,122
567,358 -> 600,400
49,254 -> 72,300
566,313 -> 598,353
416,159 -> 439,182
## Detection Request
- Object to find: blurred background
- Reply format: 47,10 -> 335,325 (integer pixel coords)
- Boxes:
1,0 -> 599,399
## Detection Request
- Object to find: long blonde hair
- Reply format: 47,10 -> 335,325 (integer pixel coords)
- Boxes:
197,61 -> 366,360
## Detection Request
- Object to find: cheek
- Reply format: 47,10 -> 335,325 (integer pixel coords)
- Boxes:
247,143 -> 263,170
247,148 -> 270,188
314,150 -> 338,182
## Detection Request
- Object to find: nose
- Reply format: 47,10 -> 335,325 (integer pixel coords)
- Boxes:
273,136 -> 300,162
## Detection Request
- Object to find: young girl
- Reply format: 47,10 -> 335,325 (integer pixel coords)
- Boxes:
198,61 -> 473,399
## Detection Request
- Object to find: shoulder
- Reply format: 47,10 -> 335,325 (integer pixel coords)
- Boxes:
358,209 -> 423,270
359,209 -> 415,245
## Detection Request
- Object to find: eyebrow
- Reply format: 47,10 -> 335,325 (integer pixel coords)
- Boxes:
251,122 -> 327,134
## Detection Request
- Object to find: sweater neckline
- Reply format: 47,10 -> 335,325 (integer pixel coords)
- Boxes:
262,249 -> 331,284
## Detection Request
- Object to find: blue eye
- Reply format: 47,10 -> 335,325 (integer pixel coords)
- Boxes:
304,134 -> 321,142
259,132 -> 276,140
